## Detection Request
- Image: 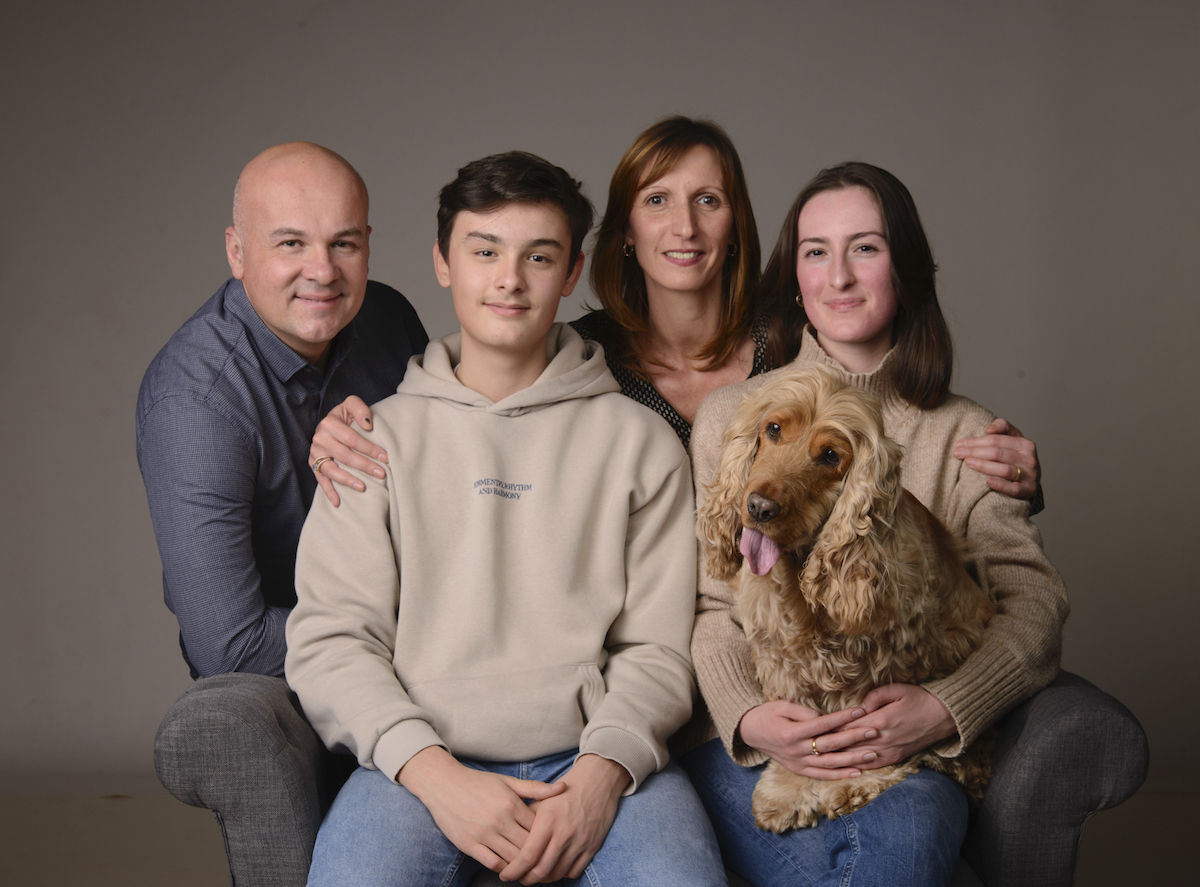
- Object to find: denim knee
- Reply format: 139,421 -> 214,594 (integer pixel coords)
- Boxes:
307,766 -> 473,887
586,760 -> 727,886
680,739 -> 967,887
825,768 -> 967,887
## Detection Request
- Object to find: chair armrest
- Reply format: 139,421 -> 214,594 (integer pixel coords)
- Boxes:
154,673 -> 327,887
962,670 -> 1149,887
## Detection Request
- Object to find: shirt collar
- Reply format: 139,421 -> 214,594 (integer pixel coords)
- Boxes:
225,278 -> 358,385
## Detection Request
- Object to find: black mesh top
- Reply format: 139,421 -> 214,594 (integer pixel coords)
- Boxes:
568,312 -> 770,449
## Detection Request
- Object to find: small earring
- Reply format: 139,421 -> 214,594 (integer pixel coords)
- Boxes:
795,293 -> 802,307
623,244 -> 634,257
727,242 -> 738,258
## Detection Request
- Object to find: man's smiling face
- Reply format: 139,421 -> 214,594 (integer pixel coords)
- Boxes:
225,145 -> 370,364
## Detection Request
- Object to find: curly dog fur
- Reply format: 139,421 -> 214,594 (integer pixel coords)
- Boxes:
697,365 -> 995,831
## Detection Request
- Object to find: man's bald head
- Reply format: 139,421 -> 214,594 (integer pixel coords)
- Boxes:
225,142 -> 371,364
232,142 -> 368,232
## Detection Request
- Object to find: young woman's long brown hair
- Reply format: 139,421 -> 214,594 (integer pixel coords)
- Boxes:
763,162 -> 954,409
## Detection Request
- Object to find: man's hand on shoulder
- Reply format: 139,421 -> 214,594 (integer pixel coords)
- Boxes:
497,754 -> 630,885
397,746 -> 565,874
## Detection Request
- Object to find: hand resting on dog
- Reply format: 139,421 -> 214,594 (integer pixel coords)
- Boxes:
741,680 -> 957,781
740,701 -> 879,779
834,683 -> 958,769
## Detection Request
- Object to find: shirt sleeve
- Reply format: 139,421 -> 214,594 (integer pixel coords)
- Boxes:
577,455 -> 700,792
137,393 -> 289,677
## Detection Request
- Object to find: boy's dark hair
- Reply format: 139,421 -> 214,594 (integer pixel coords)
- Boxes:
437,151 -> 595,261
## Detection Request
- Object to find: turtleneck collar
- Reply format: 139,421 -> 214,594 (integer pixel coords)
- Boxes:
798,325 -> 909,415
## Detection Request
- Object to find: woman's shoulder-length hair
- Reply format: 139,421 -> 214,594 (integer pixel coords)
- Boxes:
590,116 -> 762,373
762,161 -> 954,409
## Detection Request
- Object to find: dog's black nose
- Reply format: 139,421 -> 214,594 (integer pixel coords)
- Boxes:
747,492 -> 780,523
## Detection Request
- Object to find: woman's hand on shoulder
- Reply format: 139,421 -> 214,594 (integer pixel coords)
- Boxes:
954,418 -> 1040,499
738,701 -> 880,780
310,396 -> 390,507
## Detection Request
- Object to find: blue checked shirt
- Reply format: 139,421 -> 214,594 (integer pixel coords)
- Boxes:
136,279 -> 427,678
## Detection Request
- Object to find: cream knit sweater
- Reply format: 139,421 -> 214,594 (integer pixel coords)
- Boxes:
688,329 -> 1069,765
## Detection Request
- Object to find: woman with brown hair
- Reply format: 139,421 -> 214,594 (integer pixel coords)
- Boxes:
680,162 -> 1067,886
568,115 -> 766,447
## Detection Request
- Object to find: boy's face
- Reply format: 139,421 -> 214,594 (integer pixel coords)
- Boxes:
434,202 -> 583,361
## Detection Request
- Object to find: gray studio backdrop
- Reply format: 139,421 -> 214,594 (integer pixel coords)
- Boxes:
1,1 -> 1195,792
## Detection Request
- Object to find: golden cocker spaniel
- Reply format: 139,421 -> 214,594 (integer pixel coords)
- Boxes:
698,365 -> 994,832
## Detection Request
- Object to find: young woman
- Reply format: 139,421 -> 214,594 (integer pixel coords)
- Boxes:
680,162 -> 1068,887
309,119 -> 1040,504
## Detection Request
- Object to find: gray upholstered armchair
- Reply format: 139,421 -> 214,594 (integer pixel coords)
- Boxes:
155,670 -> 1147,887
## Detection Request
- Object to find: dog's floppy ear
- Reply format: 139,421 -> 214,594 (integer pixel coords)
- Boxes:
697,394 -> 765,582
805,394 -> 905,632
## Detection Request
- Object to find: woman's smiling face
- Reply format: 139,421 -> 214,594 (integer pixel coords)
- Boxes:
625,144 -> 734,304
796,186 -> 898,373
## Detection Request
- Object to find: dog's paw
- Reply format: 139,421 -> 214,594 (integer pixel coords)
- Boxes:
752,761 -> 826,832
823,781 -> 883,820
752,794 -> 819,832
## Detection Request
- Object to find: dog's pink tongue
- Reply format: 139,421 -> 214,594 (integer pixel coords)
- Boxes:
740,528 -> 781,576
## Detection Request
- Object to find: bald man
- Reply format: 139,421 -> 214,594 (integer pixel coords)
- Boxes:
138,143 -> 427,679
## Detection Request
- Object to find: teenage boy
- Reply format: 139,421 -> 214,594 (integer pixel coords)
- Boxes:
286,153 -> 726,885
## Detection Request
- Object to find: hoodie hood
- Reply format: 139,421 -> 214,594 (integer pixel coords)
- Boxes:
398,323 -> 620,416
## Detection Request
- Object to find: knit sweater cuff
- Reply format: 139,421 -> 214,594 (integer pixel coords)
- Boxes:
924,642 -> 1031,756
695,648 -> 769,766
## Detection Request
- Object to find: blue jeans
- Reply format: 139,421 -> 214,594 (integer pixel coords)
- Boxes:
308,749 -> 728,886
679,739 -> 967,887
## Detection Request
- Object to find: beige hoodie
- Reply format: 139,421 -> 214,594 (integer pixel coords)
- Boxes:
286,324 -> 697,791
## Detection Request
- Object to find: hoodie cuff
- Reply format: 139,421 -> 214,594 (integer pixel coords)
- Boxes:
372,719 -> 446,784
579,727 -> 659,795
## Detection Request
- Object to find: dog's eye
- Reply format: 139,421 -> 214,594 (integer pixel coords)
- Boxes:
765,423 -> 781,440
820,448 -> 840,465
